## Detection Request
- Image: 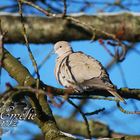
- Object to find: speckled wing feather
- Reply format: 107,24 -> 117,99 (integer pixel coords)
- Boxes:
68,52 -> 102,82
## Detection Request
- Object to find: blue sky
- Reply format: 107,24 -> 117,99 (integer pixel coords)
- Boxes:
0,0 -> 140,139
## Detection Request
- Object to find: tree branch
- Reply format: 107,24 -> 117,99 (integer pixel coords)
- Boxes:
0,12 -> 140,43
2,50 -> 74,139
55,116 -> 125,138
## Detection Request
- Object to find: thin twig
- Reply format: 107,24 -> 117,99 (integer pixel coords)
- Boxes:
0,21 -> 4,84
18,0 -> 40,88
99,40 -> 115,57
63,0 -> 67,17
68,99 -> 92,139
117,63 -> 128,87
116,42 -> 126,62
20,0 -> 56,17
69,95 -> 120,101
84,108 -> 105,116
32,48 -> 54,77
70,99 -> 88,118
116,101 -> 140,114
105,42 -> 135,70
0,20 -> 7,84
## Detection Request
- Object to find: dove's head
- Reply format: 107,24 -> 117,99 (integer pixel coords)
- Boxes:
54,41 -> 73,57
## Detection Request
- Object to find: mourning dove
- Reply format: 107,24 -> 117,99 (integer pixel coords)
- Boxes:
54,41 -> 125,103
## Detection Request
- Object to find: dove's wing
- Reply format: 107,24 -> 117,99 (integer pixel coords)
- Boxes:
67,52 -> 102,83
66,52 -> 125,103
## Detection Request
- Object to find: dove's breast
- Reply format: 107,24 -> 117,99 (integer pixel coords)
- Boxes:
55,55 -> 76,88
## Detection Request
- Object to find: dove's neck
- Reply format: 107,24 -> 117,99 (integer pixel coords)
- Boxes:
57,50 -> 73,59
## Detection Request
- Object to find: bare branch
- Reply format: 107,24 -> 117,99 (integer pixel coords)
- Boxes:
68,99 -> 91,139
63,0 -> 67,17
1,43 -> 74,140
20,0 -> 55,17
55,116 -> 125,138
17,0 -> 40,88
0,12 -> 140,43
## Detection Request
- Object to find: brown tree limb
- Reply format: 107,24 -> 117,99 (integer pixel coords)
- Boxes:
3,49 -> 36,86
2,51 -> 74,139
54,115 -> 140,139
18,0 -> 40,89
1,87 -> 136,139
0,12 -> 140,43
55,116 -> 125,138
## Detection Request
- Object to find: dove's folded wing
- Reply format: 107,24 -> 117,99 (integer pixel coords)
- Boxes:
67,52 -> 102,83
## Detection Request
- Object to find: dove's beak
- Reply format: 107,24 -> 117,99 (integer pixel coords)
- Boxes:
52,48 -> 55,54
45,48 -> 55,59
51,48 -> 55,55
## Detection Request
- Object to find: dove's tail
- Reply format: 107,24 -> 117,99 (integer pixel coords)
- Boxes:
108,89 -> 126,104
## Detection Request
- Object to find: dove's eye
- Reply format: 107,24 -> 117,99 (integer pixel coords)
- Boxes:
59,46 -> 62,48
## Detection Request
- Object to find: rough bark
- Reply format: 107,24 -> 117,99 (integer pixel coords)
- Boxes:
55,116 -> 124,138
55,116 -> 140,139
0,12 -> 140,43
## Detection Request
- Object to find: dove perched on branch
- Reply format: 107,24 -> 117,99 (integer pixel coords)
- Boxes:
54,41 -> 125,103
